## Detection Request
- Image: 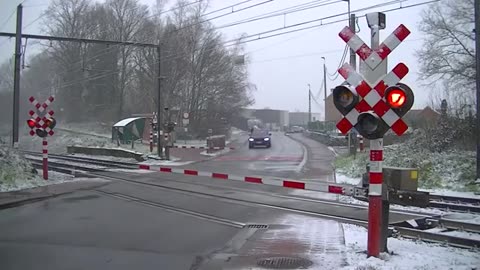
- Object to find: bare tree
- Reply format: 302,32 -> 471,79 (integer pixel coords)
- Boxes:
417,0 -> 475,109
43,0 -> 93,121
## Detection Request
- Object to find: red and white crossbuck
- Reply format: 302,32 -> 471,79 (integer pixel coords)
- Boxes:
28,96 -> 55,137
336,24 -> 411,136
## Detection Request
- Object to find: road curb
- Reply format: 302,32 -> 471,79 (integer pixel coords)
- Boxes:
0,180 -> 110,210
284,133 -> 309,172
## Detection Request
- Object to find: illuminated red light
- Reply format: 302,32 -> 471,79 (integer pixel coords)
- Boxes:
27,119 -> 36,128
386,89 -> 406,108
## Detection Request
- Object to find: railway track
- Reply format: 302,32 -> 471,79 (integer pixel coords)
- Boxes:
429,194 -> 480,213
23,152 -> 480,213
22,152 -> 480,249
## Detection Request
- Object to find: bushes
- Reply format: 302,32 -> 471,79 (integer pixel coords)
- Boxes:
335,140 -> 478,191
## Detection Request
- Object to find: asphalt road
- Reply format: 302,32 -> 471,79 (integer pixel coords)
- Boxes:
0,170 -> 428,270
181,132 -> 307,180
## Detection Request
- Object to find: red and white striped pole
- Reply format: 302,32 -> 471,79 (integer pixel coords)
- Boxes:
367,138 -> 383,257
149,118 -> 153,153
42,138 -> 48,180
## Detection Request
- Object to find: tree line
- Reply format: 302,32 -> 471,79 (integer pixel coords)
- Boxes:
0,0 -> 254,137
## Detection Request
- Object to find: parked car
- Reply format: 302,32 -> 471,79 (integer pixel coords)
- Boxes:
248,130 -> 272,149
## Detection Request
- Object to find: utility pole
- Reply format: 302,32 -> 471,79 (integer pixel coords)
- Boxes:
308,84 -> 312,123
348,4 -> 358,155
322,57 -> 327,101
156,45 -> 164,158
12,4 -> 22,148
1,28 -> 158,149
349,13 -> 357,70
475,0 -> 480,180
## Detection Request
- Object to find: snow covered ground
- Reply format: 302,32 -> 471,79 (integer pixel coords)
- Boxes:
335,142 -> 479,192
140,157 -> 194,166
341,224 -> 480,269
200,148 -> 231,157
0,170 -> 102,193
336,173 -> 361,186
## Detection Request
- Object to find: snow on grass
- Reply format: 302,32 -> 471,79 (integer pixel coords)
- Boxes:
0,146 -> 38,192
59,122 -> 111,137
1,145 -> 106,192
107,168 -> 156,174
200,148 -> 231,157
1,169 -> 101,193
335,144 -> 479,192
140,156 -> 194,166
336,173 -> 361,186
342,223 -> 480,270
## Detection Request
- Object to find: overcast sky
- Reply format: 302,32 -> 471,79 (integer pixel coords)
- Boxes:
0,0 -> 434,118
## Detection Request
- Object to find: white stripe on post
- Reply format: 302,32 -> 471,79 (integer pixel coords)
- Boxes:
369,160 -> 383,173
369,183 -> 382,196
370,138 -> 383,151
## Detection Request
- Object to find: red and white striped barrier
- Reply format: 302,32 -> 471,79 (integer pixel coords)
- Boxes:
42,138 -> 48,180
172,145 -> 235,150
138,164 -> 357,196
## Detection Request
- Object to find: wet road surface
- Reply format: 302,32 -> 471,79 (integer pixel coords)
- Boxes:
0,170 -> 428,269
180,132 -> 307,180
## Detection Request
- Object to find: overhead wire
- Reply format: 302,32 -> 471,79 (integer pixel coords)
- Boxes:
36,0 -> 272,82
216,0 -> 342,30
0,7 -> 17,31
39,0 -> 433,93
35,0 -> 438,94
32,0 -> 336,79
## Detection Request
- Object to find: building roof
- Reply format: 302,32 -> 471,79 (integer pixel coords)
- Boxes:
113,117 -> 143,127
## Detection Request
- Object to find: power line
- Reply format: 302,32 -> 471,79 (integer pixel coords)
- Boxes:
0,7 -> 17,31
327,44 -> 348,80
203,0 -> 256,16
35,0 -> 270,82
31,0 -> 438,94
36,0 -> 433,93
32,0 -> 336,78
250,48 -> 344,64
216,0 -> 342,30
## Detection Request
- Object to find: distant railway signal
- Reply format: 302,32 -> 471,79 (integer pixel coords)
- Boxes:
28,96 -> 55,180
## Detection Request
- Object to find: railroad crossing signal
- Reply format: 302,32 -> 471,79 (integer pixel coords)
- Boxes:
27,96 -> 56,138
333,13 -> 414,258
333,26 -> 414,139
27,95 -> 55,181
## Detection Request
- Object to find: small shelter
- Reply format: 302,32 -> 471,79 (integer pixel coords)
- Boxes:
112,117 -> 146,144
